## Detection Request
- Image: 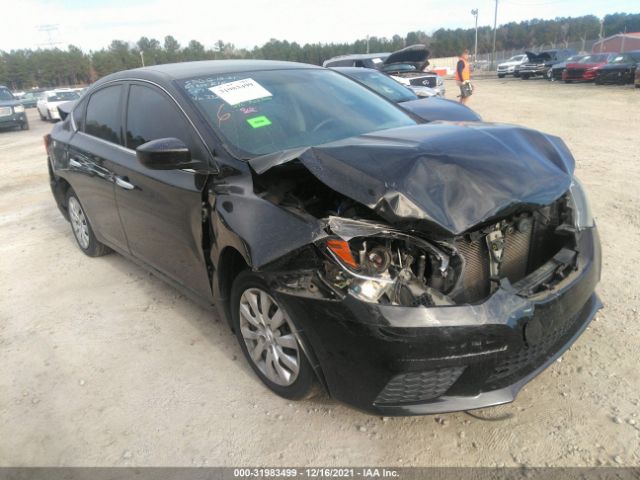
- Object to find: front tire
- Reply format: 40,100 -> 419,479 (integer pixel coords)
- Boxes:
231,271 -> 316,400
66,189 -> 110,257
497,74 -> 505,79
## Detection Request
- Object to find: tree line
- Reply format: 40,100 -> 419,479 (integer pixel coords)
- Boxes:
1,12 -> 638,90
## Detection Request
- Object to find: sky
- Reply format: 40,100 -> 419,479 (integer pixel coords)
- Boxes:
1,0 -> 638,52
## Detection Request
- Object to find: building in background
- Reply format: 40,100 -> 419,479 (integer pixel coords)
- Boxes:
592,33 -> 640,53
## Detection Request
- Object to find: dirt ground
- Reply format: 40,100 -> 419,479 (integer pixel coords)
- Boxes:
1,78 -> 639,467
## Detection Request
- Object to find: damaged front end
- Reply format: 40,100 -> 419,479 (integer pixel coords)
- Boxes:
248,124 -> 601,415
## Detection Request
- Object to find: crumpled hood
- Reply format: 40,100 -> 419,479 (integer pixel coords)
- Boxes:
524,51 -> 552,63
383,44 -> 430,71
249,123 -> 575,236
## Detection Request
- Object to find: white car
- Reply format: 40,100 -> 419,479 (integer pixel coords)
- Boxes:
37,89 -> 81,121
497,54 -> 528,78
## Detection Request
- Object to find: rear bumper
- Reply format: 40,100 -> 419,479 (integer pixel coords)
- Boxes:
275,227 -> 602,415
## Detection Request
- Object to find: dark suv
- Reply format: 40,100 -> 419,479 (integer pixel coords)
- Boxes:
519,49 -> 576,80
0,86 -> 29,131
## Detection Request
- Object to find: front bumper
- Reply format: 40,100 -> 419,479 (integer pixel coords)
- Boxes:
274,227 -> 601,415
0,111 -> 27,129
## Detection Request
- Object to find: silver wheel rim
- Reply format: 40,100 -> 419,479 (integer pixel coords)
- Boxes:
239,288 -> 300,386
68,196 -> 90,249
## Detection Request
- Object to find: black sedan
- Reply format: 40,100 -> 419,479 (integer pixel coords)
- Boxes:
547,54 -> 587,81
595,51 -> 640,85
46,60 -> 602,415
333,67 -> 481,122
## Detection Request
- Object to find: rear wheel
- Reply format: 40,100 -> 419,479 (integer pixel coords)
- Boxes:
521,74 -> 530,80
66,189 -> 111,257
497,74 -> 505,79
231,271 -> 316,400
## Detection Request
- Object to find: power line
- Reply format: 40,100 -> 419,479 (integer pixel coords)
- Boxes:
37,24 -> 62,48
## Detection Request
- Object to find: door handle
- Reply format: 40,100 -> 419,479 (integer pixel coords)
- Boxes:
114,176 -> 135,190
69,158 -> 81,168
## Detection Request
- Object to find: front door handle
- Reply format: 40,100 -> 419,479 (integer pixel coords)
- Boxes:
114,176 -> 135,190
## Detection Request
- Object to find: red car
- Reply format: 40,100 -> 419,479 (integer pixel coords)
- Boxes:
563,53 -> 617,82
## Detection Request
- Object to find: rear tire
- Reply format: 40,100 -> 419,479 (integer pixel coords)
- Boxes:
231,270 -> 317,400
497,74 -> 505,79
65,189 -> 111,257
20,120 -> 29,130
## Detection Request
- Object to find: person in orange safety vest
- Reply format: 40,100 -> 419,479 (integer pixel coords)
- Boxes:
455,49 -> 473,105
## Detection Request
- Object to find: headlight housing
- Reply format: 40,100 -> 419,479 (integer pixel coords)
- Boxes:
436,76 -> 444,86
568,178 -> 594,230
13,105 -> 25,113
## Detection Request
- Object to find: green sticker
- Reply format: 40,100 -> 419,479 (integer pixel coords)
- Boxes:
247,115 -> 272,128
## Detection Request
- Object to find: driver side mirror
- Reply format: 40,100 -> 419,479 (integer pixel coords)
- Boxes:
136,137 -> 192,170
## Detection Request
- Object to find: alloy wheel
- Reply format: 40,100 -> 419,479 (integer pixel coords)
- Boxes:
238,288 -> 300,386
68,196 -> 90,249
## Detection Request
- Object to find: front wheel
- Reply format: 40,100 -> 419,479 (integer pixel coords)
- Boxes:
231,271 -> 317,400
66,189 -> 111,257
521,74 -> 530,80
497,74 -> 505,79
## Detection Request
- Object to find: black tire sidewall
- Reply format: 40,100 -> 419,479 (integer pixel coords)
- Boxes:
230,270 -> 315,400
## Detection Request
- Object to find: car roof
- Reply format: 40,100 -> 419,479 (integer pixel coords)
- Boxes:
98,59 -> 322,85
324,53 -> 390,62
332,67 -> 380,74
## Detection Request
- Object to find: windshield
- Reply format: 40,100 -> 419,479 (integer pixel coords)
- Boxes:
47,91 -> 80,102
609,55 -> 629,63
342,69 -> 417,103
178,68 -> 415,158
580,54 -> 610,63
0,88 -> 14,101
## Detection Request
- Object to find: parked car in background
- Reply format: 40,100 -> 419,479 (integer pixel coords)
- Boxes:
595,51 -> 640,85
19,90 -> 44,108
45,60 -> 601,415
519,49 -> 576,79
548,54 -> 587,81
563,53 -> 617,83
334,67 -> 480,122
324,45 -> 445,96
497,54 -> 528,78
0,85 -> 29,131
37,89 -> 81,121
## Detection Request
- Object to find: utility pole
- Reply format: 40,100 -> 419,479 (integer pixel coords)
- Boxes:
471,8 -> 479,65
491,0 -> 498,69
366,35 -> 370,54
140,50 -> 145,67
621,26 -> 627,53
599,18 -> 604,53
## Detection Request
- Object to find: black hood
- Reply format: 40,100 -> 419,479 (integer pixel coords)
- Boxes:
524,51 -> 552,63
383,44 -> 430,71
249,123 -> 575,236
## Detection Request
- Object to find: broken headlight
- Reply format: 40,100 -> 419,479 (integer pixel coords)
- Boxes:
321,218 -> 459,307
568,178 -> 594,230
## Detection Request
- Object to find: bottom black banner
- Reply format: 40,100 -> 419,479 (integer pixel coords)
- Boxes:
0,468 -> 638,480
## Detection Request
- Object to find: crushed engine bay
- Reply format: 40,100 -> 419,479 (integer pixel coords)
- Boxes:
254,163 -> 579,308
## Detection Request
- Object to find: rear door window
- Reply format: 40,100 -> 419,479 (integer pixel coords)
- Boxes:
84,85 -> 123,145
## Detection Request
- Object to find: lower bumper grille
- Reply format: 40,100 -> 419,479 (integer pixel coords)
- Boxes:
409,76 -> 436,88
485,302 -> 586,390
375,367 -> 466,404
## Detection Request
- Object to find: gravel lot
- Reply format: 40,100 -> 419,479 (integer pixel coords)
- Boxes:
1,78 -> 639,467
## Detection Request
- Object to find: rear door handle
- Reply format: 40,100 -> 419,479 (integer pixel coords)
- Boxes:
114,176 -> 135,190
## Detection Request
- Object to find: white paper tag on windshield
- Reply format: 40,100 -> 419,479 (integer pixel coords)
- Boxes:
372,58 -> 383,64
209,78 -> 272,106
